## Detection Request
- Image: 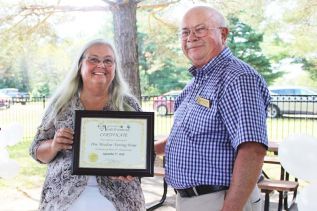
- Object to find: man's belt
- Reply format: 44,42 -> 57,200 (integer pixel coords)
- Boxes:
175,185 -> 228,198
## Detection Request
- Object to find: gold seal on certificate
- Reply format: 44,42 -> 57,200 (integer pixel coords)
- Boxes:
71,110 -> 154,176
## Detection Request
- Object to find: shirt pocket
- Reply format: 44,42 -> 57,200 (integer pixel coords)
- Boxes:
186,96 -> 226,144
185,94 -> 223,136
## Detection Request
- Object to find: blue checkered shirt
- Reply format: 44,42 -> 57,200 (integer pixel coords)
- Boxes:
165,47 -> 270,189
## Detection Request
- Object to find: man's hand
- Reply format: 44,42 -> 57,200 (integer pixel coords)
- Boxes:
154,137 -> 168,155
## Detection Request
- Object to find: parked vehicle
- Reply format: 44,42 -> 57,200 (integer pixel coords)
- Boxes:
268,86 -> 317,118
0,93 -> 11,109
153,90 -> 182,115
0,88 -> 30,105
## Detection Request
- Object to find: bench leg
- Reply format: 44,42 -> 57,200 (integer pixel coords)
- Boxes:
278,191 -> 283,211
283,174 -> 298,210
284,187 -> 298,210
264,192 -> 270,211
146,178 -> 168,211
284,192 -> 288,210
294,178 -> 298,198
284,172 -> 290,210
288,178 -> 298,210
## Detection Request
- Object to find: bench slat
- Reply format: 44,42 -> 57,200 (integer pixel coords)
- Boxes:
264,156 -> 280,164
258,179 -> 298,192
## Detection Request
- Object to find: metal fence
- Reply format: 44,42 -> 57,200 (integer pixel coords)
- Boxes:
267,94 -> 317,141
1,95 -> 316,142
0,97 -> 46,142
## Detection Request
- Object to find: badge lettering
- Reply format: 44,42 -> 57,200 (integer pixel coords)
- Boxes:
196,96 -> 211,108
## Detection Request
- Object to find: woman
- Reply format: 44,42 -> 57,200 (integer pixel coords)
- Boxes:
29,39 -> 145,211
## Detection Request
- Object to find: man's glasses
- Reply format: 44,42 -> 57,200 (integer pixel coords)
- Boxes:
85,56 -> 115,67
180,26 -> 222,40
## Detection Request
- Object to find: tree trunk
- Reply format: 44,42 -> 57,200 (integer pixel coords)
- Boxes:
111,1 -> 141,100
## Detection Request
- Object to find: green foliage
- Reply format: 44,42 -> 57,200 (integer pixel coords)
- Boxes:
295,58 -> 317,81
138,13 -> 285,94
0,2 -> 80,96
1,0 -> 316,96
147,59 -> 188,94
137,19 -> 190,95
0,33 -> 26,90
0,1 -> 60,92
31,83 -> 50,97
227,16 -> 282,84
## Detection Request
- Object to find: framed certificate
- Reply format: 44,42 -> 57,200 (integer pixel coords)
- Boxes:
72,110 -> 154,176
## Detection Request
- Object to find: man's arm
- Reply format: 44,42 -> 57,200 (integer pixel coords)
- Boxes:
154,137 -> 167,155
222,142 -> 266,211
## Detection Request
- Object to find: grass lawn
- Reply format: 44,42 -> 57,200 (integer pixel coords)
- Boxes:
0,139 -> 46,189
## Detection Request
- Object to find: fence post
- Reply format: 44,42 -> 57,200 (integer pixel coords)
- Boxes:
42,96 -> 46,109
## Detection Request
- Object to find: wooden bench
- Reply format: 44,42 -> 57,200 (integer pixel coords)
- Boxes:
258,179 -> 299,211
263,156 -> 281,179
263,155 -> 299,210
264,155 -> 280,165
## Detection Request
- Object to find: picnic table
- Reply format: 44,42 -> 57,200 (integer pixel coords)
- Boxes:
260,141 -> 299,211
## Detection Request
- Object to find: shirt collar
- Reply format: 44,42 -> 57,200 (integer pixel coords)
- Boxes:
188,47 -> 232,77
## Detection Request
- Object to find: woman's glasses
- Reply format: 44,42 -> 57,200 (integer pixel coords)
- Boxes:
85,56 -> 115,67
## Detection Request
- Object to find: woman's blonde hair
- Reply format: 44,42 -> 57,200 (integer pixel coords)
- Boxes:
45,39 -> 137,121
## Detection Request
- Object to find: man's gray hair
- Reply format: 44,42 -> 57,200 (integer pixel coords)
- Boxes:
183,6 -> 227,28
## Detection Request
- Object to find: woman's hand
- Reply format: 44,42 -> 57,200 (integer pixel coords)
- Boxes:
51,128 -> 74,153
36,128 -> 74,163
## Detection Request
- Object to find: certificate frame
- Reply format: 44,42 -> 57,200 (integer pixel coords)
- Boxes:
72,110 -> 154,177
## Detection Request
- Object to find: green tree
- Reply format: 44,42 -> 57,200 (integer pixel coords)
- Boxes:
259,0 -> 317,84
137,13 -> 190,96
227,16 -> 282,84
147,59 -> 188,94
295,58 -> 317,81
0,0 -> 183,99
0,0 -> 60,93
138,32 -> 187,95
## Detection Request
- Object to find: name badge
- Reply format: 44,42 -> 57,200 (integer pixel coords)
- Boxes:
196,96 -> 211,108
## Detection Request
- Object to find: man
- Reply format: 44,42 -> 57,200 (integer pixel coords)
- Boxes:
155,6 -> 270,211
